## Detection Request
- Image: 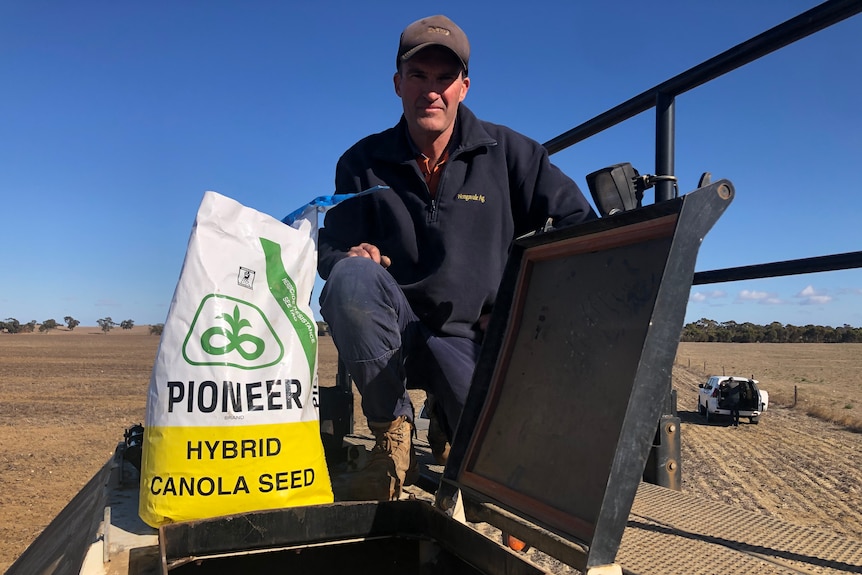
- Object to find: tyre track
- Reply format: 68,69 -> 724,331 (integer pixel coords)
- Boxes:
674,365 -> 862,539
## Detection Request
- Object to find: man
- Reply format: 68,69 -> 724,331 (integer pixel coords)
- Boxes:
726,380 -> 742,427
318,15 -> 596,501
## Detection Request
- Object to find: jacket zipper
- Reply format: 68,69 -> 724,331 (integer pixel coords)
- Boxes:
418,163 -> 439,224
426,153 -> 453,224
427,198 -> 438,223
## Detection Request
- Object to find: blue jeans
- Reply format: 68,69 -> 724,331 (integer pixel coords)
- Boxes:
319,257 -> 480,441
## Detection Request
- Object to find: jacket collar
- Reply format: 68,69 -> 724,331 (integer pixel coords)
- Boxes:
376,105 -> 497,164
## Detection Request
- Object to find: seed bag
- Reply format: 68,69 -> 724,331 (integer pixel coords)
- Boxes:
139,191 -> 333,527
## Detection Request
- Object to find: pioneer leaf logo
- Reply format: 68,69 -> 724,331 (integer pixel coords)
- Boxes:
182,295 -> 284,369
201,305 -> 265,360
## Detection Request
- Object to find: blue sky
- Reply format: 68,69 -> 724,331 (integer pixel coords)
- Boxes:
2,1 -> 860,329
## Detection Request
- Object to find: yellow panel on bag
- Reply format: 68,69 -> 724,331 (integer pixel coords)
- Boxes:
139,422 -> 332,526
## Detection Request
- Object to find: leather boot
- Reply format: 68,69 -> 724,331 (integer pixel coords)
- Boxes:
428,408 -> 450,465
424,394 -> 451,465
338,416 -> 416,501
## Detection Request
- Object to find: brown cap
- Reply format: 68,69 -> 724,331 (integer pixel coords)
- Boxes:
397,15 -> 470,74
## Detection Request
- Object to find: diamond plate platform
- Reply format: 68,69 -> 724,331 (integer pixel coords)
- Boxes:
341,426 -> 862,575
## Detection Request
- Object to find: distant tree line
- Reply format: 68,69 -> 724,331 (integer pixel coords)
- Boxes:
1,316 -> 85,333
1,318 -> 37,333
1,315 -> 163,335
681,318 -> 862,343
4,313 -> 857,343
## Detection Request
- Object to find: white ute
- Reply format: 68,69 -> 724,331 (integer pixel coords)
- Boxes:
697,375 -> 769,424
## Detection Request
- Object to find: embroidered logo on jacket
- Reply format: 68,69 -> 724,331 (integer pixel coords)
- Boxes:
456,193 -> 486,203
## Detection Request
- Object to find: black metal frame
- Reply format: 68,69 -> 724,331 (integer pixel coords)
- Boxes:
543,0 -> 862,274
160,500 -> 547,574
544,0 -> 859,195
538,0 -> 862,490
436,182 -> 734,569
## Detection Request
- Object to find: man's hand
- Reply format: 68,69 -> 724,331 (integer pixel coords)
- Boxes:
347,243 -> 391,268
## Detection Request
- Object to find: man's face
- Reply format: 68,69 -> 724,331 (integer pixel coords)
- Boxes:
394,46 -> 469,143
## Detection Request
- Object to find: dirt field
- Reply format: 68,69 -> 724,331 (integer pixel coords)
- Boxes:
1,332 -> 860,571
674,343 -> 862,539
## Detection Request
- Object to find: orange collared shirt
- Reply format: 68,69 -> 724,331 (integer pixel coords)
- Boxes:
417,150 -> 449,199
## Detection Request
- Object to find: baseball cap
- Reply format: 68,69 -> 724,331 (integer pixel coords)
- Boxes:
397,15 -> 470,74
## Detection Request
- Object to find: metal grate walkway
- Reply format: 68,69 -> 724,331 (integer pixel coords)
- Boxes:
619,481 -> 862,575
396,424 -> 862,575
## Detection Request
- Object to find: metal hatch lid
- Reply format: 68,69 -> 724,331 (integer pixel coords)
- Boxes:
435,181 -> 734,570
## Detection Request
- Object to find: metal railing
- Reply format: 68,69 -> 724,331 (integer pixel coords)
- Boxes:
542,0 -> 862,286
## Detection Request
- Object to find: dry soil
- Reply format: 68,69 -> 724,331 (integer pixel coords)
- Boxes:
1,331 -> 860,572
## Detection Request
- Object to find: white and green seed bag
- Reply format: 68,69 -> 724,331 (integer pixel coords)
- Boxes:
139,191 -> 333,527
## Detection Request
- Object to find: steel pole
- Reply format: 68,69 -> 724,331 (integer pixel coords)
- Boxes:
655,92 -> 676,202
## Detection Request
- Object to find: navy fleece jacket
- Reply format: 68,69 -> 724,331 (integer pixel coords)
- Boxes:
318,105 -> 596,341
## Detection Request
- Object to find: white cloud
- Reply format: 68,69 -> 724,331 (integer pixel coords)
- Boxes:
734,290 -> 783,305
801,295 -> 833,305
796,285 -> 819,297
738,290 -> 770,301
794,285 -> 833,306
689,289 -> 726,304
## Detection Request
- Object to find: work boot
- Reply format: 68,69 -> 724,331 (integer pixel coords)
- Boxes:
428,409 -> 450,465
338,416 -> 416,501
